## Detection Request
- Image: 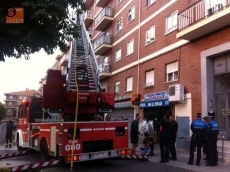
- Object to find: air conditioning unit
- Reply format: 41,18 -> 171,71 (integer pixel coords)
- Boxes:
168,84 -> 185,102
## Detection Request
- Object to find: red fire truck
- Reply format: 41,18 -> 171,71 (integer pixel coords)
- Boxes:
16,14 -> 130,163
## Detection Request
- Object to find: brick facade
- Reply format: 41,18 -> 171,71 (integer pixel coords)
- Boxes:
85,0 -> 230,124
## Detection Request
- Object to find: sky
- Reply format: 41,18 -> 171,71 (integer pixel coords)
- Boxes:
0,49 -> 61,103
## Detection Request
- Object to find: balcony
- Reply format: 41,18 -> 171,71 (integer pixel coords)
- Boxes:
84,10 -> 94,28
98,62 -> 112,80
85,0 -> 94,7
177,0 -> 230,40
60,54 -> 69,67
56,54 -> 62,60
94,7 -> 114,31
94,32 -> 113,55
95,0 -> 110,7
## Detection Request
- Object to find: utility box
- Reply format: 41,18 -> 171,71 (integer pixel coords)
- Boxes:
168,84 -> 185,102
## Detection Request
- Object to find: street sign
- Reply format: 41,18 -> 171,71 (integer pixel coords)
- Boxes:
6,7 -> 24,23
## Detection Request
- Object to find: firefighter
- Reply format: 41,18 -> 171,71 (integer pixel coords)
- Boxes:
205,115 -> 219,167
158,113 -> 172,163
5,120 -> 14,148
187,113 -> 205,166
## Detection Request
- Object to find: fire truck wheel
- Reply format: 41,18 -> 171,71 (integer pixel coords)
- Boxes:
40,141 -> 50,162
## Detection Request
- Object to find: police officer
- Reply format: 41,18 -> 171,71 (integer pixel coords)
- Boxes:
187,113 -> 205,166
5,120 -> 14,148
202,116 -> 209,160
158,113 -> 172,163
205,115 -> 219,167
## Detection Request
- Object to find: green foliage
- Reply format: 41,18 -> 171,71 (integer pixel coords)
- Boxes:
0,102 -> 7,121
0,0 -> 86,61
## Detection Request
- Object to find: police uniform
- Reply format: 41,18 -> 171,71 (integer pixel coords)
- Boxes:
158,114 -> 172,163
205,116 -> 219,166
187,113 -> 205,166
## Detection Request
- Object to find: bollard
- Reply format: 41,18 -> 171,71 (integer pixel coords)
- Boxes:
222,135 -> 224,163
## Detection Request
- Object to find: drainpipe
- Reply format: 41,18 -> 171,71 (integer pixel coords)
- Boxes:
136,0 -> 141,115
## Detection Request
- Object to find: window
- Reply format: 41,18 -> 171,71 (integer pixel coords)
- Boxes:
118,0 -> 122,4
146,26 -> 155,44
126,77 -> 133,92
117,18 -> 122,32
8,109 -> 12,112
147,0 -> 155,7
19,96 -> 22,99
166,61 -> 178,82
127,39 -> 134,55
115,81 -> 120,93
116,49 -> 121,62
166,11 -> 178,34
128,6 -> 135,22
145,70 -> 154,86
8,102 -> 12,105
9,95 -> 13,99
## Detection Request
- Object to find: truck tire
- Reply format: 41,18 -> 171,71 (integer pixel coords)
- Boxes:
17,134 -> 23,151
40,141 -> 49,162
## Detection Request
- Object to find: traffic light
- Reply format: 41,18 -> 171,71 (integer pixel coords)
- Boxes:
131,93 -> 141,106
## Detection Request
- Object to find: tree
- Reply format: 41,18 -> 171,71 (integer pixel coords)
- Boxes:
0,0 -> 86,61
0,102 -> 7,121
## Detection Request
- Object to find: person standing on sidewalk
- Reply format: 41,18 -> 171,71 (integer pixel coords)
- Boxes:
169,114 -> 178,161
187,113 -> 205,166
158,113 -> 172,163
205,115 -> 219,167
130,113 -> 141,155
5,120 -> 14,148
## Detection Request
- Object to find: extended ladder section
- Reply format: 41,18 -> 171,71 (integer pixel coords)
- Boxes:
67,14 -> 99,93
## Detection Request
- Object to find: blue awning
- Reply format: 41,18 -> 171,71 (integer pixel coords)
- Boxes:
139,99 -> 170,108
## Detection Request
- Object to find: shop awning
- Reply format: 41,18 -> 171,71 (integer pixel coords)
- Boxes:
139,99 -> 170,108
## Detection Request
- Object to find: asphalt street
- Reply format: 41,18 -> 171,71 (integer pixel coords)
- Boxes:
1,144 -> 230,172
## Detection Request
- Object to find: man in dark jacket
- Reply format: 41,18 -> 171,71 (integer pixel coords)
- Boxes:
169,114 -> 178,160
5,120 -> 14,148
187,113 -> 205,166
130,113 -> 141,155
158,113 -> 172,163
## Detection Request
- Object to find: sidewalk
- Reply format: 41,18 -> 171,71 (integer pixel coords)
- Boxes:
135,143 -> 230,172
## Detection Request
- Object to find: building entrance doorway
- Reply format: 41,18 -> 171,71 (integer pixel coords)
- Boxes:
214,55 -> 230,139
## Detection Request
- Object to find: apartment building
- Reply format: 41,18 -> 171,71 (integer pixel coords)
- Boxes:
84,0 -> 230,141
4,89 -> 39,120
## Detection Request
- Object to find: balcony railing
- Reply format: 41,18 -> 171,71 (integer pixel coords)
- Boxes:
94,32 -> 113,55
85,9 -> 93,18
94,7 -> 114,30
98,62 -> 111,80
98,62 -> 111,73
84,10 -> 94,28
178,0 -> 230,31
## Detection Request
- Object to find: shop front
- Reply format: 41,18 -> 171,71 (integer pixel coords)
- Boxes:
140,91 -> 172,143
